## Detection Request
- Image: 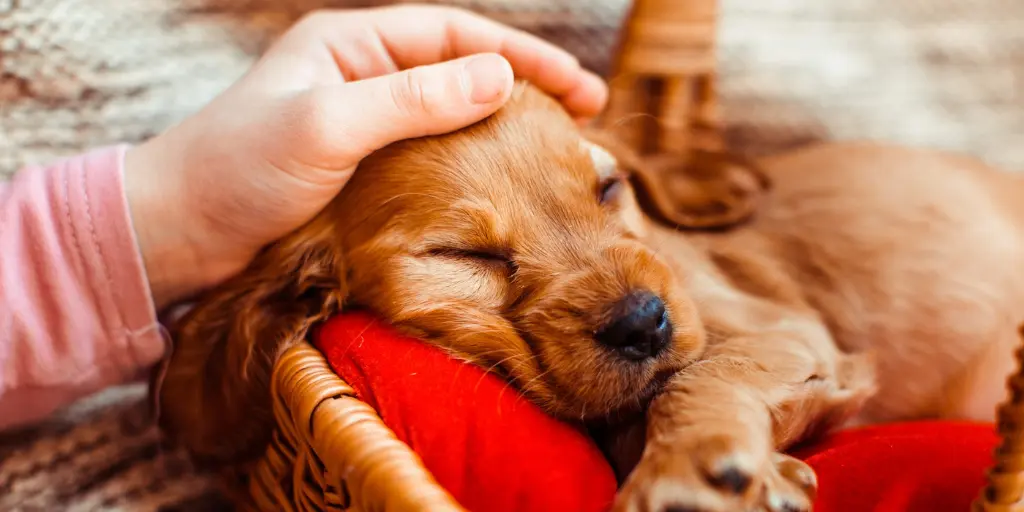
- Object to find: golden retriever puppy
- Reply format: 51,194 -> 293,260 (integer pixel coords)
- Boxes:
156,82 -> 1024,512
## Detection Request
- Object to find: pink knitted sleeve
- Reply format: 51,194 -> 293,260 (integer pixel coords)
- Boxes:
0,146 -> 166,430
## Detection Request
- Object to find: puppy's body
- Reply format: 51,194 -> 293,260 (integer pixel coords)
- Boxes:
601,143 -> 1024,510
729,144 -> 1024,423
159,84 -> 1024,512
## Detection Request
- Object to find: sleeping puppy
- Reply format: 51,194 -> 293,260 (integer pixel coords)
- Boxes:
156,82 -> 1024,512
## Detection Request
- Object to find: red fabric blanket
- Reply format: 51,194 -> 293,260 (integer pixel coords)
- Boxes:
314,312 -> 998,512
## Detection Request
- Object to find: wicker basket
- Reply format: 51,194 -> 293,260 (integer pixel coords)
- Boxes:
240,342 -> 464,511
602,0 -> 721,159
233,1 -> 1023,510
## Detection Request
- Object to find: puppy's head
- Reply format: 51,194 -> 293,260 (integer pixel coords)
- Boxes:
160,83 -> 760,465
332,85 -> 708,419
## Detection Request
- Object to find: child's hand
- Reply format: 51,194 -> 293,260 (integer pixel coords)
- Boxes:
124,5 -> 607,309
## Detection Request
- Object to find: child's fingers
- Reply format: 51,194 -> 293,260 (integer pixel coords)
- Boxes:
279,53 -> 515,171
261,5 -> 608,120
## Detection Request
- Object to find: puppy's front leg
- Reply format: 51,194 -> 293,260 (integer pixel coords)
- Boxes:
613,328 -> 875,512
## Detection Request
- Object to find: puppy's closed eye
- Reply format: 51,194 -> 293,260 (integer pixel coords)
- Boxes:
584,138 -> 628,206
598,174 -> 627,205
427,247 -> 518,273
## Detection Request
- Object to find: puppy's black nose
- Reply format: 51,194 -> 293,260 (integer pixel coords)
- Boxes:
596,291 -> 672,361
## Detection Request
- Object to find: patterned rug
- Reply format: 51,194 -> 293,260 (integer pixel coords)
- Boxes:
1,0 -> 1021,510
0,385 -> 226,511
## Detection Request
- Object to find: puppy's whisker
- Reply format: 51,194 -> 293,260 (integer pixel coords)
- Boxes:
472,354 -> 528,394
510,366 -> 554,407
452,349 -> 525,371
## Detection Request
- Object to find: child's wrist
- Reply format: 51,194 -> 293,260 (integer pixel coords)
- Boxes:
124,139 -> 208,310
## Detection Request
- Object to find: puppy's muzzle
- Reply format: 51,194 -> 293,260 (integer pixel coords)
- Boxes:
596,290 -> 672,361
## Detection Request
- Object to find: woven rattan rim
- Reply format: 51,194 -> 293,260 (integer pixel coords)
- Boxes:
974,326 -> 1024,511
243,341 -> 466,512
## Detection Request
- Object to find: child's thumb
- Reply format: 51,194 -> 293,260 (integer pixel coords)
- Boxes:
304,53 -> 515,162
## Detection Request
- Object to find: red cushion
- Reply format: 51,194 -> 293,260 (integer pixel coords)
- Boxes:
315,312 -> 1000,512
793,421 -> 998,512
313,311 -> 617,512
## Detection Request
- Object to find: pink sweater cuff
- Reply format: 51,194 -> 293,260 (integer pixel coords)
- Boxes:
0,146 -> 166,429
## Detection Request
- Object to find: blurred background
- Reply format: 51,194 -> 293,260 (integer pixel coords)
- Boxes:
0,1 -> 1021,510
1,0 -> 1022,179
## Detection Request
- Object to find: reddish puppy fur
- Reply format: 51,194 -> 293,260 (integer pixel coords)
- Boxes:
158,83 -> 1024,512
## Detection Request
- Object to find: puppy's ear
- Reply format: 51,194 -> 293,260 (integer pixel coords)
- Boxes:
585,129 -> 770,230
154,217 -> 347,466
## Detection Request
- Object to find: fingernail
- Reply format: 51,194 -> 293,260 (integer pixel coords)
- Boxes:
462,54 -> 513,104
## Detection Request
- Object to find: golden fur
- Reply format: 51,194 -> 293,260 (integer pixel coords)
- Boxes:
157,83 -> 1024,511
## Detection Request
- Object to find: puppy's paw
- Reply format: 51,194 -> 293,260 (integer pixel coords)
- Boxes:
759,453 -> 816,512
611,435 -> 817,512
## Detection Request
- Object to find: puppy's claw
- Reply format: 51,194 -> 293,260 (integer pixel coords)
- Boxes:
764,490 -> 810,512
767,501 -> 808,512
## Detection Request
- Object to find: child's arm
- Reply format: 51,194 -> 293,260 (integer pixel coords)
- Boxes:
0,146 -> 165,430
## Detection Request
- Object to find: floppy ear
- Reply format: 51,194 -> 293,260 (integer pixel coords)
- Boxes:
585,129 -> 771,230
153,217 -> 347,466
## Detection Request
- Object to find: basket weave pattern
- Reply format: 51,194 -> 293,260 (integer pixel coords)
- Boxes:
245,343 -> 465,512
603,0 -> 721,157
974,327 -> 1024,512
